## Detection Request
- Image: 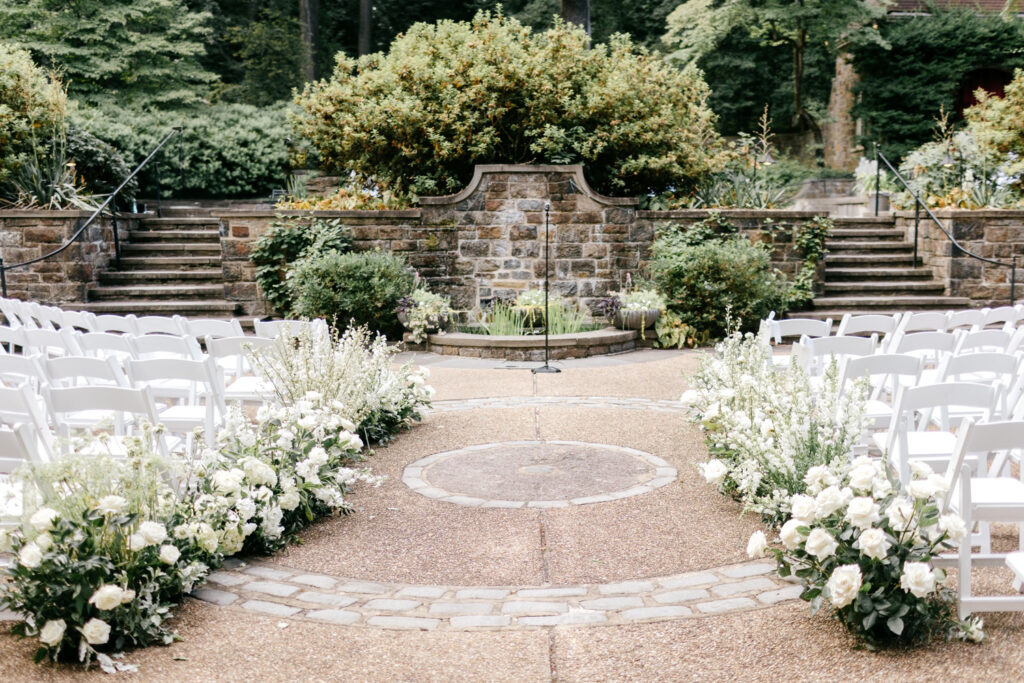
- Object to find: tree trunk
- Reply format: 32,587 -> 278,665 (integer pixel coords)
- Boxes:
792,28 -> 823,147
299,0 -> 318,81
561,0 -> 590,35
358,0 -> 372,56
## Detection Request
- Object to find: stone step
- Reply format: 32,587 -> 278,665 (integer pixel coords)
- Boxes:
825,241 -> 913,252
99,269 -> 224,284
810,295 -> 971,310
828,228 -> 905,240
822,280 -> 946,294
118,255 -> 222,269
825,267 -> 934,281
787,310 -> 911,322
825,253 -> 917,266
122,242 -> 222,255
831,216 -> 897,227
128,230 -> 219,243
139,217 -> 221,227
88,284 -> 226,300
76,300 -> 242,316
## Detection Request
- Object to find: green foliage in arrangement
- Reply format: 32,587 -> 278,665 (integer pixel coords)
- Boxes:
650,215 -> 789,343
286,250 -> 416,337
295,11 -> 723,197
852,8 -> 1024,161
0,0 -> 218,108
72,103 -> 291,198
250,216 -> 355,316
968,68 -> 1024,194
0,44 -> 66,188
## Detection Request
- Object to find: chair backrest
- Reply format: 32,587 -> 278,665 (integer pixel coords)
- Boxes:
794,334 -> 876,375
955,329 -> 1013,354
0,422 -> 43,477
899,311 -> 950,334
44,384 -> 160,437
946,309 -> 986,332
941,418 -> 1024,510
0,382 -> 56,461
765,317 -> 832,344
21,327 -> 82,357
135,315 -> 187,336
131,333 -> 203,360
92,314 -> 140,335
76,332 -> 138,361
940,352 -> 1020,384
29,304 -> 68,331
893,330 -> 958,368
43,355 -> 130,388
125,356 -> 225,412
0,353 -> 46,388
840,353 -> 922,401
836,313 -> 899,337
253,318 -> 327,339
186,318 -> 245,340
0,298 -> 29,328
205,335 -> 275,374
983,305 -> 1019,330
0,325 -> 27,354
61,310 -> 97,333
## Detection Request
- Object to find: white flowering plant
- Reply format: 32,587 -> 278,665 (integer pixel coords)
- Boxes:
397,287 -> 453,344
748,457 -> 984,648
249,324 -> 433,446
194,401 -> 382,555
686,330 -> 868,524
0,436 -> 218,670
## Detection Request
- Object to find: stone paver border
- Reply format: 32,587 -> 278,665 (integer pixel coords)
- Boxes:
402,441 -> 678,508
194,559 -> 800,631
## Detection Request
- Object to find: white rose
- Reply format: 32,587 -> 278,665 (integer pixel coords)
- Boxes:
88,585 -> 125,611
910,460 -> 934,479
211,469 -> 245,496
779,518 -> 805,550
39,619 -> 66,647
18,542 -> 42,568
964,618 -> 985,643
908,479 -> 937,500
938,513 -> 968,543
307,447 -> 328,466
815,486 -> 847,519
81,618 -> 111,645
95,495 -> 128,516
872,476 -> 893,499
173,524 -> 190,540
127,533 -> 147,551
279,489 -> 300,511
850,455 -> 875,469
848,464 -> 876,491
120,589 -> 135,604
845,497 -> 881,530
29,507 -> 59,532
805,528 -> 839,560
858,528 -> 891,561
235,497 -> 257,521
790,494 -> 817,523
138,521 -> 168,546
679,389 -> 700,405
928,473 -> 950,495
746,530 -> 768,559
886,498 -> 916,532
34,532 -> 53,551
827,564 -> 862,609
339,432 -> 363,452
241,457 -> 277,487
804,465 -> 836,494
900,562 -> 936,598
159,544 -> 181,565
701,460 -> 728,486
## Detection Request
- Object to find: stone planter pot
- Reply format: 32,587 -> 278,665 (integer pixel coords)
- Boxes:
613,308 -> 660,331
398,309 -> 450,333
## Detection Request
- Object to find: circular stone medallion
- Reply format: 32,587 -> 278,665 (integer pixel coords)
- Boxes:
403,441 -> 677,508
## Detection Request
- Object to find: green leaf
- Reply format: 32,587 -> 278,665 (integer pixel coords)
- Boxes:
887,616 -> 904,636
862,611 -> 877,630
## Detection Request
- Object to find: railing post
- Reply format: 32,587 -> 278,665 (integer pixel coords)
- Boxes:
0,258 -> 6,298
109,200 -> 121,268
874,142 -> 880,217
913,202 -> 919,268
155,159 -> 162,218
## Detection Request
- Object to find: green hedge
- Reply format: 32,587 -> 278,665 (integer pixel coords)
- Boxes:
71,102 -> 291,198
0,44 -> 65,189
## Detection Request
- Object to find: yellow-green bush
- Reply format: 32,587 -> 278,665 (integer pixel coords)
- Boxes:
0,44 -> 66,186
295,11 -> 723,197
967,68 -> 1024,193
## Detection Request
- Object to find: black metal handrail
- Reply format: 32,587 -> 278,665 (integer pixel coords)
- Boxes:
0,127 -> 183,298
873,143 -> 1016,306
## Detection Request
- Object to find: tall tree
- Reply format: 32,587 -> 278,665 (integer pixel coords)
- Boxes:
0,0 -> 218,108
664,0 -> 888,144
561,0 -> 590,34
359,0 -> 373,55
299,0 -> 319,80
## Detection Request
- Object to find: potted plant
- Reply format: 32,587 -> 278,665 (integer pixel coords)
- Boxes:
600,288 -> 665,335
396,288 -> 453,343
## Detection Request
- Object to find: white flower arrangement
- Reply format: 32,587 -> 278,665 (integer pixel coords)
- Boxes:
398,288 -> 453,344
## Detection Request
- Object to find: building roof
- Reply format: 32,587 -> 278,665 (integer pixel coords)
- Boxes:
890,0 -> 1010,12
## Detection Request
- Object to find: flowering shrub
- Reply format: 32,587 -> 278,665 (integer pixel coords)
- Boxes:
397,288 -> 453,344
249,324 -> 433,445
684,330 -> 867,524
0,436 -> 218,670
749,458 -> 983,648
197,402 -> 380,554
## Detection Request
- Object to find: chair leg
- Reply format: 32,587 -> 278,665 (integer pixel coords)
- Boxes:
978,521 -> 992,555
959,531 -> 973,619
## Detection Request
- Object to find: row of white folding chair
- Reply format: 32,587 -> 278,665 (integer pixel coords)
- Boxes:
0,422 -> 48,528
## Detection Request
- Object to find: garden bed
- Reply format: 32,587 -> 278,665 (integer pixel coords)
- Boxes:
416,327 -> 642,361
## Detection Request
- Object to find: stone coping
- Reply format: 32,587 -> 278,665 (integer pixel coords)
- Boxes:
216,209 -> 423,219
425,328 -> 636,349
636,209 -> 821,220
0,210 -> 138,219
417,164 -> 638,207
894,209 -> 1024,219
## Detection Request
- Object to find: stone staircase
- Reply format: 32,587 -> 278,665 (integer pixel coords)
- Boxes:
77,216 -> 242,319
790,216 -> 970,322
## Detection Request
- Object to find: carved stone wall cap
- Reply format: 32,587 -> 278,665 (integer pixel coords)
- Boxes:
637,209 -> 821,219
216,209 -> 423,219
417,164 -> 638,207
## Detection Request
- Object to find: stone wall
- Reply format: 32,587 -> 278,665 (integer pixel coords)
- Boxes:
895,209 -> 1024,306
0,210 -> 133,303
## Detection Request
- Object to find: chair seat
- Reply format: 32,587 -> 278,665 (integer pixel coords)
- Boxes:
157,404 -> 208,429
872,430 -> 958,458
224,375 -> 272,402
969,477 -> 1024,511
59,410 -> 137,430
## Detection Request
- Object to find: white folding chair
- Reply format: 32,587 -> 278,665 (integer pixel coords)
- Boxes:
43,385 -> 168,457
763,316 -> 832,345
946,309 -> 987,333
792,334 -> 877,377
42,355 -> 131,389
92,314 -> 140,336
955,329 -> 1015,355
0,383 -> 56,461
205,335 -> 275,403
75,332 -> 138,362
185,318 -> 245,340
135,315 -> 188,336
0,299 -> 29,328
898,311 -> 950,334
936,419 -> 1024,617
840,353 -> 922,431
982,306 -> 1020,330
0,354 -> 47,389
877,382 -> 999,485
126,357 -> 225,449
253,318 -> 328,339
0,423 -> 48,528
27,304 -> 66,331
131,333 -> 203,361
0,325 -> 27,355
836,314 -> 899,351
61,309 -> 97,333
21,327 -> 83,358
893,330 -> 958,373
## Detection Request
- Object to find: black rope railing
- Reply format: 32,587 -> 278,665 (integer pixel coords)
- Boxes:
0,127 -> 183,298
873,143 -> 1016,306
